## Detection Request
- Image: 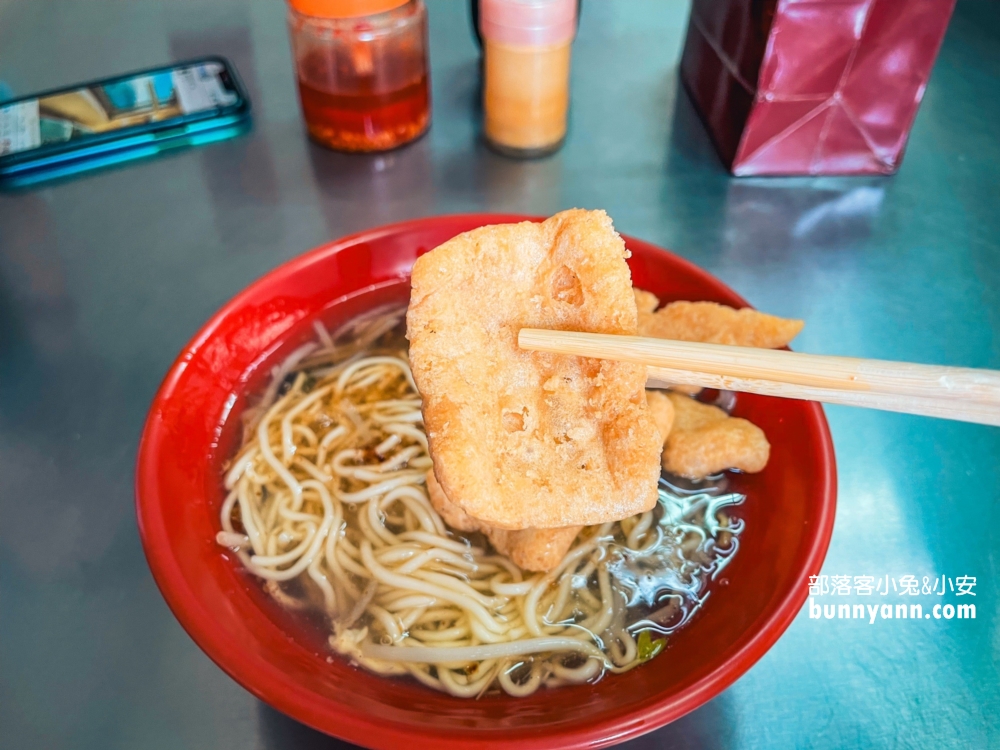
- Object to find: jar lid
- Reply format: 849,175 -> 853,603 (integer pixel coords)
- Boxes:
480,0 -> 576,47
287,0 -> 409,19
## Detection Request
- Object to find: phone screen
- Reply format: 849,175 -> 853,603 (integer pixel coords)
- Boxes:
0,61 -> 240,158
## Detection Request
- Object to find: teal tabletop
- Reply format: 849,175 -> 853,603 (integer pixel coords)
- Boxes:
0,1 -> 997,748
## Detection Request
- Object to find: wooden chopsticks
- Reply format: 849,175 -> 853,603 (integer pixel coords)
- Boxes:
517,329 -> 1000,426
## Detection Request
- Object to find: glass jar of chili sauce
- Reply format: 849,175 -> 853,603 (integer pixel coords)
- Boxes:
286,0 -> 430,152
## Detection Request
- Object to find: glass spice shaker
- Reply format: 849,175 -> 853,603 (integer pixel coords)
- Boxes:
286,0 -> 431,152
479,0 -> 577,158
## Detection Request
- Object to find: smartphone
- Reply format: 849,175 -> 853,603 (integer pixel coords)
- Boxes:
0,56 -> 250,188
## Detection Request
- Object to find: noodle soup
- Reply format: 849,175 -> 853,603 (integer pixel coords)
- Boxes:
217,307 -> 743,698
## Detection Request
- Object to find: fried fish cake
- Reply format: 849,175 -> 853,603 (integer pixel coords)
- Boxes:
408,209 -> 662,530
661,393 -> 770,479
634,289 -> 700,396
634,293 -> 803,349
633,288 -> 660,315
488,526 -> 583,573
645,390 -> 675,444
669,392 -> 728,432
424,469 -> 480,533
425,470 -> 582,572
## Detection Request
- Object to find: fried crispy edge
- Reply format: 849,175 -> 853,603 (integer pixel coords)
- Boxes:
425,469 -> 480,532
425,470 -> 582,572
660,393 -> 770,479
638,300 -> 803,349
645,390 -> 675,445
633,288 -> 660,315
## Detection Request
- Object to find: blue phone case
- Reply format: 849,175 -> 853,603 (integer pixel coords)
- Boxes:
0,56 -> 251,188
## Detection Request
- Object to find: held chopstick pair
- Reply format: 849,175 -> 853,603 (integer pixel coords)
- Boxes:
517,329 -> 1000,427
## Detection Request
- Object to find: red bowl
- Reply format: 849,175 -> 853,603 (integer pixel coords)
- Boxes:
136,214 -> 836,749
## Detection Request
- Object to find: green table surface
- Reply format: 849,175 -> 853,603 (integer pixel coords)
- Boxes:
1,1 -> 998,748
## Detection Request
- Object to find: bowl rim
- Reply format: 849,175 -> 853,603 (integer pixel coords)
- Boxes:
136,213 -> 837,749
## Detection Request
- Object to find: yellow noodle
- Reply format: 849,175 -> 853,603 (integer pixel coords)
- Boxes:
219,311 -> 742,698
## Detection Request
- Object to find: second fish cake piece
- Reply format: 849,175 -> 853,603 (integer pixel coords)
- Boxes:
634,289 -> 803,349
661,392 -> 770,479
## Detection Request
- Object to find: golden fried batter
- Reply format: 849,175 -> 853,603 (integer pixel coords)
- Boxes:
425,471 -> 582,572
669,392 -> 728,432
633,288 -> 660,315
408,210 -> 662,530
634,289 -> 700,395
635,294 -> 803,349
424,469 -> 480,533
488,526 -> 583,573
661,393 -> 770,479
645,390 -> 675,444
